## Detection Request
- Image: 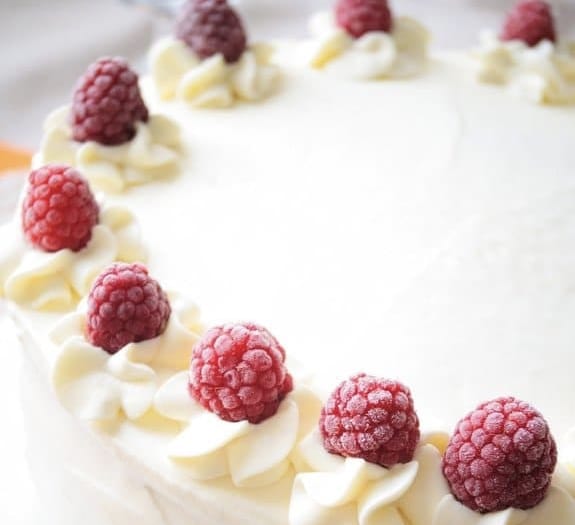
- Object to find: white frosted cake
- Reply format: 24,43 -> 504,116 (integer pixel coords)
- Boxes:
3,0 -> 575,524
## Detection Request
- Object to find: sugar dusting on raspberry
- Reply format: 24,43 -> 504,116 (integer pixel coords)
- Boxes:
87,263 -> 171,354
335,0 -> 393,39
21,164 -> 99,253
501,0 -> 556,47
189,322 -> 293,424
319,373 -> 420,468
175,0 -> 247,64
442,396 -> 557,513
70,57 -> 149,146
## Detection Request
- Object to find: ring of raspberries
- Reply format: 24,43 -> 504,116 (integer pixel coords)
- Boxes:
442,396 -> 557,513
28,2 -> 563,518
188,322 -> 293,424
86,262 -> 171,354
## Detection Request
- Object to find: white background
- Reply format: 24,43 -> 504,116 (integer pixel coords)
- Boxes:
0,0 -> 574,523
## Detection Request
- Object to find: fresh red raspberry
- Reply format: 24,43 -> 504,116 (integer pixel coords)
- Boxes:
319,374 -> 420,468
442,397 -> 557,513
21,164 -> 99,253
335,0 -> 393,39
70,57 -> 149,146
86,263 -> 171,354
189,322 -> 293,424
175,0 -> 247,64
501,0 -> 556,47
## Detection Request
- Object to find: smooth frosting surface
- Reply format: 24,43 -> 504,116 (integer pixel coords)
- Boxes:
308,12 -> 429,79
35,106 -> 182,192
149,37 -> 279,107
475,31 -> 575,105
10,39 -> 575,525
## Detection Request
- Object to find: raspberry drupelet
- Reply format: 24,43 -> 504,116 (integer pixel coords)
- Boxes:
175,0 -> 247,64
319,373 -> 420,468
189,322 -> 293,424
335,0 -> 393,39
86,263 -> 171,354
442,396 -> 557,513
22,164 -> 99,253
70,57 -> 149,146
501,0 -> 556,47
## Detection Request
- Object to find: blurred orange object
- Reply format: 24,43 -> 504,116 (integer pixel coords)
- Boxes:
0,142 -> 32,173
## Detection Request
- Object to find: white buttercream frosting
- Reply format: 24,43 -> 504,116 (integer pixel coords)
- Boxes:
474,31 -> 575,105
34,106 -> 182,193
308,12 -> 429,80
434,487 -> 575,525
154,370 -> 322,488
0,204 -> 146,311
9,37 -> 575,525
149,37 -> 280,108
289,430 -> 449,525
51,295 -> 202,421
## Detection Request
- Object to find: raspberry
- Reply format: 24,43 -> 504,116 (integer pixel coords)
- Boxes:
86,263 -> 171,354
319,374 -> 420,468
70,57 -> 149,146
442,397 -> 557,513
501,0 -> 556,47
335,0 -> 393,39
21,164 -> 99,253
189,322 -> 293,423
174,0 -> 247,64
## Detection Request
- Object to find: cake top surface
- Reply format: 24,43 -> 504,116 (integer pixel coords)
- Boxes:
3,1 -> 575,522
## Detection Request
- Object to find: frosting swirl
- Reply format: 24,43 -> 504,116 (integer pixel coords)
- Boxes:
149,37 -> 280,108
309,13 -> 429,80
289,430 -> 449,525
153,370 -> 322,488
51,295 -> 202,421
0,204 -> 146,311
474,31 -> 575,105
34,106 -> 182,193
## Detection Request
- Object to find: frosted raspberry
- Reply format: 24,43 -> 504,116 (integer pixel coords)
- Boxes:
21,164 -> 99,253
175,0 -> 247,64
442,397 -> 557,513
189,322 -> 293,423
501,0 -> 556,47
87,263 -> 171,354
335,0 -> 393,39
70,57 -> 149,146
319,374 -> 420,467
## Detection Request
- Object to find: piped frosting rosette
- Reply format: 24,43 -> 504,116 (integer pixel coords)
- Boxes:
0,204 -> 146,311
434,487 -> 575,525
308,12 -> 429,80
289,430 -> 449,525
149,37 -> 279,108
475,31 -> 575,105
153,370 -> 321,488
51,294 -> 203,422
34,106 -> 182,193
